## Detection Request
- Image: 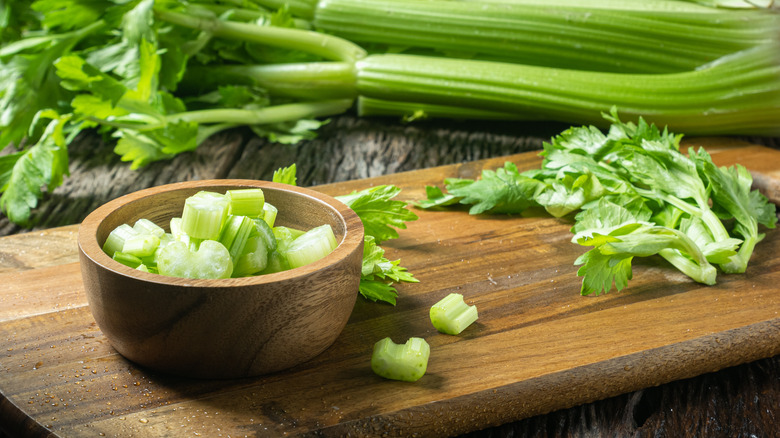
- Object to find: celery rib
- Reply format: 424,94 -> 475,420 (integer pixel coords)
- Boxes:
314,0 -> 777,72
154,8 -> 366,63
355,43 -> 780,136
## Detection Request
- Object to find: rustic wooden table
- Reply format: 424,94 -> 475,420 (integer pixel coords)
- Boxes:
1,115 -> 778,437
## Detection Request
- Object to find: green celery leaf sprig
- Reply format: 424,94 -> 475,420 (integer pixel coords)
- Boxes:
272,165 -> 419,305
418,111 -> 776,295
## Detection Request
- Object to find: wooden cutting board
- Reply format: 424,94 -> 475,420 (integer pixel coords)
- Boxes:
1,139 -> 779,437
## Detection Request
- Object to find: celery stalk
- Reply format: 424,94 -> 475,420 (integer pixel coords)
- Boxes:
430,293 -> 479,335
284,224 -> 338,269
227,189 -> 265,217
113,251 -> 143,269
181,191 -> 230,240
371,337 -> 430,382
355,43 -> 780,136
262,203 -> 279,228
102,224 -> 138,256
122,234 -> 161,258
314,0 -> 777,73
252,218 -> 278,252
233,236 -> 269,277
133,218 -> 165,237
218,215 -> 256,260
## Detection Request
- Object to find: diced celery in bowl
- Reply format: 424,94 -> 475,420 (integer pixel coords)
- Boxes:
101,188 -> 339,279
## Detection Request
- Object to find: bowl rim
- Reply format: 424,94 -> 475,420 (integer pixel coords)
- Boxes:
77,179 -> 364,287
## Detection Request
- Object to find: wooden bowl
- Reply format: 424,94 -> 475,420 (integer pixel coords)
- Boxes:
77,180 -> 364,379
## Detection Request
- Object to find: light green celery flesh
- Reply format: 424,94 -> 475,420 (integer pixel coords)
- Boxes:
133,219 -> 165,237
102,224 -> 138,256
430,293 -> 478,335
314,0 -> 777,73
227,189 -> 265,217
252,218 -> 278,252
284,224 -> 338,269
181,192 -> 229,240
113,252 -> 143,269
262,203 -> 278,228
658,248 -> 717,285
721,234 -> 758,274
371,337 -> 430,382
233,236 -> 269,277
219,215 -> 255,260
355,43 -> 780,136
122,234 -> 161,258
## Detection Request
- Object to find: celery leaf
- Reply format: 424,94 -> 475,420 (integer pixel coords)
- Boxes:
443,162 -> 542,215
336,185 -> 418,244
0,113 -> 72,225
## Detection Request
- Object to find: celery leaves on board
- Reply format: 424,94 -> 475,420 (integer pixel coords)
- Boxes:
335,185 -> 419,244
419,110 -> 777,295
271,165 -> 418,305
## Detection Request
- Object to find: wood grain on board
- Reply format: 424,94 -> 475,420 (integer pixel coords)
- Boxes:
1,140 -> 779,437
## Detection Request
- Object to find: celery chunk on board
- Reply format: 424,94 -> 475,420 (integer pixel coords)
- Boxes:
430,293 -> 478,335
371,337 -> 430,382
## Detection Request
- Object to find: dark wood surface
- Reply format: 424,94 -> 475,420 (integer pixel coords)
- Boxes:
1,114 -> 779,437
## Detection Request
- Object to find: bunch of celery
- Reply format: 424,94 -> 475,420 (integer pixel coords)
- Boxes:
419,111 -> 778,295
1,0 -> 779,226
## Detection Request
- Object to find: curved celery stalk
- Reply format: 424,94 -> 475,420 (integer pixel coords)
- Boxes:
284,224 -> 338,269
219,215 -> 255,260
233,236 -> 270,277
371,337 -> 430,382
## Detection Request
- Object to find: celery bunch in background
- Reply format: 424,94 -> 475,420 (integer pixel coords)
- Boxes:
1,0 -> 779,227
419,111 -> 778,295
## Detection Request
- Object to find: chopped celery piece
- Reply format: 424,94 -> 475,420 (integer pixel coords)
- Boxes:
157,240 -> 233,279
371,337 -> 430,382
181,191 -> 229,240
430,293 -> 479,335
259,250 -> 290,275
262,202 -> 278,227
170,217 -> 187,240
252,218 -> 278,252
233,236 -> 269,277
227,188 -> 265,217
219,215 -> 255,260
136,264 -> 150,272
284,224 -> 338,269
113,251 -> 143,269
102,224 -> 138,256
273,226 -> 304,254
122,234 -> 161,258
133,218 -> 165,237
